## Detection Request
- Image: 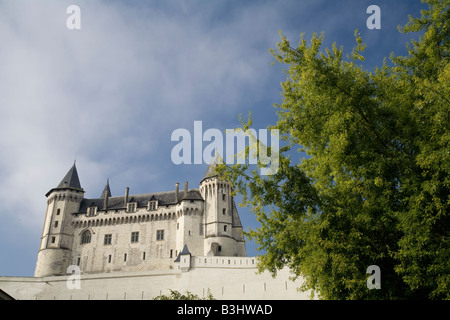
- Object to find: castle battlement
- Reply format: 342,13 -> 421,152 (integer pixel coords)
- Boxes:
71,199 -> 204,229
191,256 -> 257,269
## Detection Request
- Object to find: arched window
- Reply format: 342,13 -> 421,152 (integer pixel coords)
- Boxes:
81,230 -> 91,244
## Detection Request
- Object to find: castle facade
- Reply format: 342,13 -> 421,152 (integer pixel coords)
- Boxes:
35,157 -> 246,277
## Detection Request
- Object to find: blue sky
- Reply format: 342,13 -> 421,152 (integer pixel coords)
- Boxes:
0,0 -> 426,276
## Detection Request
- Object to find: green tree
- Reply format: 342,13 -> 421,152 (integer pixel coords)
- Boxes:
153,289 -> 215,300
217,0 -> 449,299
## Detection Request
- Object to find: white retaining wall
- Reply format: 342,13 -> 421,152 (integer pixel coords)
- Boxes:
0,256 -> 311,300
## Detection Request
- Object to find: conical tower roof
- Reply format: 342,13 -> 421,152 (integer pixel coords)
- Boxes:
174,244 -> 191,262
46,163 -> 84,197
101,179 -> 111,198
56,163 -> 82,189
202,150 -> 224,182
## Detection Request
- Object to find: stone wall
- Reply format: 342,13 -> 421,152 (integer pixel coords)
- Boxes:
0,256 -> 311,300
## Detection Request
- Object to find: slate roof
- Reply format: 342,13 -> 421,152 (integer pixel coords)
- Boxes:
77,189 -> 204,213
202,151 -> 224,182
101,179 -> 111,199
57,163 -> 82,189
46,163 -> 84,196
174,244 -> 191,262
231,200 -> 242,228
180,244 -> 191,255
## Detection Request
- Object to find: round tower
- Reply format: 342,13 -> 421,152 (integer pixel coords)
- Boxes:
34,163 -> 84,277
200,152 -> 246,257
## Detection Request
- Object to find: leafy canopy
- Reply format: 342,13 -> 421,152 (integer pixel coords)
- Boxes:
217,0 -> 449,299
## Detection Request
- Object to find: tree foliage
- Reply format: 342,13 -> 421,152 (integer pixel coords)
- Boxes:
217,0 -> 449,299
153,289 -> 215,300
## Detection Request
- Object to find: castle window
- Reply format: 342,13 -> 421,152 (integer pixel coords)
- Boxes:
124,253 -> 127,262
56,209 -> 61,215
108,255 -> 112,263
224,225 -> 227,232
143,252 -> 146,260
223,208 -> 226,215
51,236 -> 56,244
54,221 -> 59,228
77,257 -> 81,266
156,229 -> 164,241
131,231 -> 139,243
127,203 -> 136,213
87,206 -> 97,216
222,194 -> 226,201
81,230 -> 91,244
147,200 -> 158,211
104,234 -> 112,245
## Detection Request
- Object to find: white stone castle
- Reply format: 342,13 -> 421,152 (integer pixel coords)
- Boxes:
35,155 -> 246,277
0,157 -> 309,300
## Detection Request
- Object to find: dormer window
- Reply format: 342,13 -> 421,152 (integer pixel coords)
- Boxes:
147,200 -> 158,211
87,206 -> 97,217
127,202 -> 137,213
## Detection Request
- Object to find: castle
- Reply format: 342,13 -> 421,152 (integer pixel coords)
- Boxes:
35,154 -> 246,277
0,157 -> 309,300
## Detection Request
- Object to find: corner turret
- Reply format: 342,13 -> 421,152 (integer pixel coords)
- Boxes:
174,244 -> 191,272
35,163 -> 84,277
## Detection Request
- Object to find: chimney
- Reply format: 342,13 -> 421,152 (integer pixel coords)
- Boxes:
184,181 -> 188,197
124,187 -> 129,206
175,182 -> 179,203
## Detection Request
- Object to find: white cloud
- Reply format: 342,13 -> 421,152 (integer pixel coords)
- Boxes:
0,0 -> 282,232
